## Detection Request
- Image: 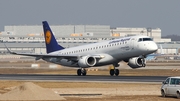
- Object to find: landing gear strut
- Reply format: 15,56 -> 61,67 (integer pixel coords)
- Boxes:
77,68 -> 87,76
109,63 -> 120,76
142,58 -> 146,67
141,55 -> 146,67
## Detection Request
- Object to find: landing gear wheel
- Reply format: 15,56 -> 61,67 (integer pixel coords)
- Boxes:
115,69 -> 119,76
110,69 -> 115,76
77,68 -> 87,76
82,72 -> 86,76
82,69 -> 87,76
109,63 -> 120,76
77,69 -> 81,76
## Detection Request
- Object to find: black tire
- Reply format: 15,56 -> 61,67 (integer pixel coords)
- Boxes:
177,92 -> 180,99
161,90 -> 166,97
115,69 -> 119,76
82,70 -> 87,76
110,69 -> 114,76
77,69 -> 81,76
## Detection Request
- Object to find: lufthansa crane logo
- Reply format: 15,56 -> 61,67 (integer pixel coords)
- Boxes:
45,30 -> 52,44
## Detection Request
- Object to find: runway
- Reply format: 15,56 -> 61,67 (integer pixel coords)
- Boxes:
0,74 -> 168,83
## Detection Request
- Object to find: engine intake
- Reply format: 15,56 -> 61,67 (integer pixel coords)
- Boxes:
127,57 -> 146,69
78,56 -> 96,68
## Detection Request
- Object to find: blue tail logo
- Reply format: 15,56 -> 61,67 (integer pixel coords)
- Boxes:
42,21 -> 64,53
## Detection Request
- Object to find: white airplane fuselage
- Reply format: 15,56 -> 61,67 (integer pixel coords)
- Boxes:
43,35 -> 157,68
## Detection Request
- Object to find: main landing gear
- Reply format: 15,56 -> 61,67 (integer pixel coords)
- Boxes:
77,64 -> 120,76
77,68 -> 87,76
109,63 -> 120,76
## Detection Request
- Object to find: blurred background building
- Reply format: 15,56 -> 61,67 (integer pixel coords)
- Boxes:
0,24 -> 179,55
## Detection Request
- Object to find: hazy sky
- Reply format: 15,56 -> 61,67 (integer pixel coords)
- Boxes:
0,0 -> 180,36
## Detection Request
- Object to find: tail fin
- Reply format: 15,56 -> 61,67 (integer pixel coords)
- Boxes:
42,21 -> 64,53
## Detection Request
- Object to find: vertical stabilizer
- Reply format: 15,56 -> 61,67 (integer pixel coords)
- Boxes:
42,21 -> 64,53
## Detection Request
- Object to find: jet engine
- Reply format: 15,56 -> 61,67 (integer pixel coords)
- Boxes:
127,57 -> 146,68
78,56 -> 96,68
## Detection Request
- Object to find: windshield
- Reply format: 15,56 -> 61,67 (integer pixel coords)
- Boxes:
138,38 -> 153,42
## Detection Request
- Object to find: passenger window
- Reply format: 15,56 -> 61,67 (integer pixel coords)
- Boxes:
175,79 -> 180,85
170,78 -> 176,85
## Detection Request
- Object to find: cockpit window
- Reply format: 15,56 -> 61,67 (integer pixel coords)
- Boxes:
138,38 -> 153,42
143,38 -> 153,41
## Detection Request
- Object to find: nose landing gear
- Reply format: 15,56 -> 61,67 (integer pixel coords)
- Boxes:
141,55 -> 146,67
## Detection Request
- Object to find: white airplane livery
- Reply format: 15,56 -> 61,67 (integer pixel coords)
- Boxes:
6,21 -> 158,76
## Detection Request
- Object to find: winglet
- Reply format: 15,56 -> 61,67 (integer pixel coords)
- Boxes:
4,43 -> 16,54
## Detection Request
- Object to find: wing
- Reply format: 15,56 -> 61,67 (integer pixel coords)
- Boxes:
14,52 -> 79,60
4,44 -> 103,61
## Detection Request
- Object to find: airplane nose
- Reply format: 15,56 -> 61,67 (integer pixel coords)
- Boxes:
148,43 -> 158,52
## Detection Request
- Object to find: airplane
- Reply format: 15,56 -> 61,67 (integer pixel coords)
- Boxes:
5,21 -> 158,76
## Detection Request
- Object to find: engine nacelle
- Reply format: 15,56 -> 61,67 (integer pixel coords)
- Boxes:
78,56 -> 96,68
127,57 -> 146,69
